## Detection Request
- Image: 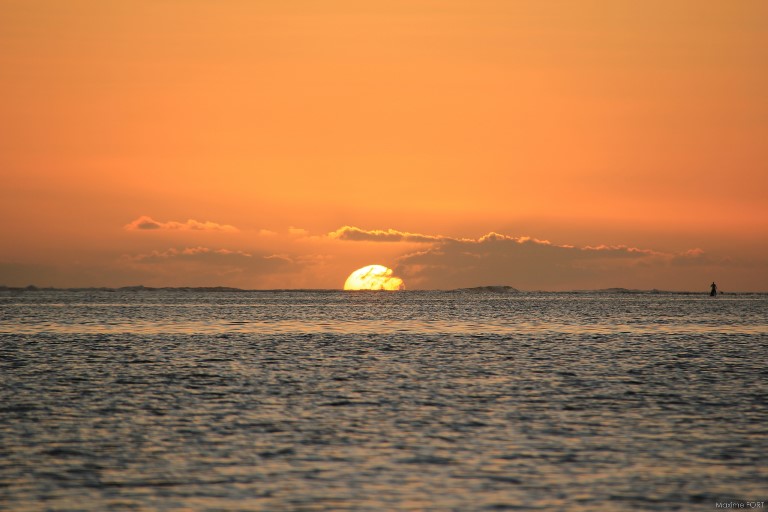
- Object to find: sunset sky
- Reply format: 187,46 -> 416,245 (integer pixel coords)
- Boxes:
2,1 -> 767,290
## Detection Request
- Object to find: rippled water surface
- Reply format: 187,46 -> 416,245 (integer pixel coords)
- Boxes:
1,290 -> 767,510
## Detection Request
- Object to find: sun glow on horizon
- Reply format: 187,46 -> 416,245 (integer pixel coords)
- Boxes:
343,265 -> 405,291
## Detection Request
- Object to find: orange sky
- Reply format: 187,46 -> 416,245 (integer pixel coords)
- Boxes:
2,1 -> 767,290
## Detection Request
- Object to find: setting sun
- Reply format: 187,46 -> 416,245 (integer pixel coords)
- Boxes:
343,265 -> 405,291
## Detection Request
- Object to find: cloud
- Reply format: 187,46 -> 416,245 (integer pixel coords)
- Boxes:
395,237 -> 635,289
127,246 -> 292,265
328,226 -> 453,243
329,225 -> 566,247
121,246 -> 293,280
130,246 -> 255,263
331,229 -> 714,290
327,226 -> 690,289
288,227 -> 309,236
669,247 -> 723,267
124,216 -> 238,232
328,226 -> 557,246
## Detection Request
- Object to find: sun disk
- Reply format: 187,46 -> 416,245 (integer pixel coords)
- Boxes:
343,265 -> 405,291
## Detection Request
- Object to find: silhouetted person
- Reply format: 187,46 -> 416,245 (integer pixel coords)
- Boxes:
710,282 -> 717,297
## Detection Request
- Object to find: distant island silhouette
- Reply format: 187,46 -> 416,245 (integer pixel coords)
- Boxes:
0,285 -> 251,293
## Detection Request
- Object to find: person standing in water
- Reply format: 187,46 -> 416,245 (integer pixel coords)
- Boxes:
710,282 -> 718,296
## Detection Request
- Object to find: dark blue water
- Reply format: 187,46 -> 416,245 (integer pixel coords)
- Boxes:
1,290 -> 766,510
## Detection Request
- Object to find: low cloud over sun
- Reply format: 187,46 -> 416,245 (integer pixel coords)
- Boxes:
330,227 -> 728,291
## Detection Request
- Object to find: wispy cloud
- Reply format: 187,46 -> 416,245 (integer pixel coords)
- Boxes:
130,246 -> 255,263
330,226 -> 555,245
124,216 -> 239,232
329,226 -> 455,243
122,246 -> 292,273
288,227 -> 310,236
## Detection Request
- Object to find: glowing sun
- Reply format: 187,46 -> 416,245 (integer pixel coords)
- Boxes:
343,265 -> 405,291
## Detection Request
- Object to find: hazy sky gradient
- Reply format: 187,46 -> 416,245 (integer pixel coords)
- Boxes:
2,1 -> 767,290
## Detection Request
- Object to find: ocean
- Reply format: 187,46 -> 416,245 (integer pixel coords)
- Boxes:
1,290 -> 766,511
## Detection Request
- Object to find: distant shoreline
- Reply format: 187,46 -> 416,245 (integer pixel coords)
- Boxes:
1,285 -> 765,295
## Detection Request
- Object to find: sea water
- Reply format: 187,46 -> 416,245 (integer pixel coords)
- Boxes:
1,290 -> 766,511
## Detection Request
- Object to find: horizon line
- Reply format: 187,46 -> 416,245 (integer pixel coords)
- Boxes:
1,285 -> 764,295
